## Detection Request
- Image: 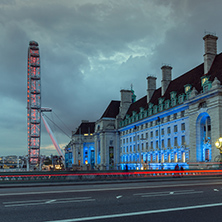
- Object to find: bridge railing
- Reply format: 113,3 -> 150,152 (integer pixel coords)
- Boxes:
0,169 -> 222,183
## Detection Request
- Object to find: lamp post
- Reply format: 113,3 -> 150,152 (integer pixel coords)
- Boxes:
215,137 -> 222,168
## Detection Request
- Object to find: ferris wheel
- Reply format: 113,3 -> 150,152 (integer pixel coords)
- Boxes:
27,41 -> 41,169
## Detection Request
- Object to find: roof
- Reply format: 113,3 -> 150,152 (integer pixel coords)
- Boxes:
101,100 -> 120,118
125,52 -> 222,117
75,122 -> 95,135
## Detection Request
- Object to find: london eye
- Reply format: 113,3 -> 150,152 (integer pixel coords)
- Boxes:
27,41 -> 41,169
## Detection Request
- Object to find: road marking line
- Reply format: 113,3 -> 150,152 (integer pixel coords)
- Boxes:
141,191 -> 203,198
3,198 -> 95,207
116,195 -> 122,199
1,181 -> 222,197
133,189 -> 195,196
214,189 -> 219,192
46,200 -> 56,204
3,197 -> 92,204
45,202 -> 222,222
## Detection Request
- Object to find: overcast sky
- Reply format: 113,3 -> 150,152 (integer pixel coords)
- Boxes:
1,0 -> 222,156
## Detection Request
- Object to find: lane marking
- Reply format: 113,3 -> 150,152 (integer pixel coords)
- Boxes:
45,202 -> 222,222
116,195 -> 122,199
141,191 -> 203,198
46,200 -> 56,204
3,197 -> 92,204
3,197 -> 95,208
214,189 -> 219,192
4,199 -> 95,208
134,189 -> 195,196
1,181 -> 222,197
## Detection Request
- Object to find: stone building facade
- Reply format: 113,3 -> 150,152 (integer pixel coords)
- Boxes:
66,34 -> 222,170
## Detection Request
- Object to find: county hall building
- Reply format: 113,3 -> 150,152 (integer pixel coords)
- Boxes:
65,34 -> 222,170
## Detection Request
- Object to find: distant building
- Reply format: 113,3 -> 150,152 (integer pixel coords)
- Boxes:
67,34 -> 222,170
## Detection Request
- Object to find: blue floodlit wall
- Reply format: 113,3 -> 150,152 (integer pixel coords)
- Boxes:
119,104 -> 190,171
65,147 -> 73,168
83,142 -> 95,165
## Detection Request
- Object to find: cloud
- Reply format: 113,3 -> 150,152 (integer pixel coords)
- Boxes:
1,0 -> 222,156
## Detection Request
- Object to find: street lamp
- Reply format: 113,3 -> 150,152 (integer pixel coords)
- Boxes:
215,137 -> 222,167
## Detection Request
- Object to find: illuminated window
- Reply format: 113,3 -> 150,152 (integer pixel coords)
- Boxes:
201,76 -> 209,86
174,153 -> 178,162
168,153 -> 171,163
184,84 -> 192,93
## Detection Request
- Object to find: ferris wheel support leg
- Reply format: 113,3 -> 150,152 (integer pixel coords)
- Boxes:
41,113 -> 65,160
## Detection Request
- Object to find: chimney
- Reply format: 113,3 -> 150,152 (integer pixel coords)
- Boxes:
119,89 -> 132,119
203,34 -> 218,74
147,76 -> 156,103
161,65 -> 172,96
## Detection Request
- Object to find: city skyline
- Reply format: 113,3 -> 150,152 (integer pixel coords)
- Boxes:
1,0 -> 222,156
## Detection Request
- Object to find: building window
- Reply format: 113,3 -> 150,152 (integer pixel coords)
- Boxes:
161,140 -> 164,148
150,131 -> 153,138
181,123 -> 185,131
151,141 -> 153,149
167,138 -> 171,148
146,132 -> 148,139
181,111 -> 185,117
161,128 -> 164,135
161,117 -> 164,123
182,136 -> 185,145
174,125 -> 178,133
173,113 -> 177,120
167,115 -> 170,121
174,137 -> 178,147
146,142 -> 149,150
156,130 -> 158,137
167,127 -> 171,134
156,141 -> 159,149
198,101 -> 207,109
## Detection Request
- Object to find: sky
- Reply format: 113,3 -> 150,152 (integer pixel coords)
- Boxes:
1,0 -> 222,157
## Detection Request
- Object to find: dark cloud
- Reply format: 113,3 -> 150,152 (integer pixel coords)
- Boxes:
1,0 -> 222,156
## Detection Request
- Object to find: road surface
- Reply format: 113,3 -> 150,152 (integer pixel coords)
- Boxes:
1,177 -> 222,221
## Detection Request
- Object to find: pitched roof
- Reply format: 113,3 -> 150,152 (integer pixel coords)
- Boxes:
101,100 -> 120,118
125,52 -> 222,117
75,121 -> 95,135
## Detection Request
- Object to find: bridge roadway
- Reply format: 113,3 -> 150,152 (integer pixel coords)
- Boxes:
0,177 -> 222,222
